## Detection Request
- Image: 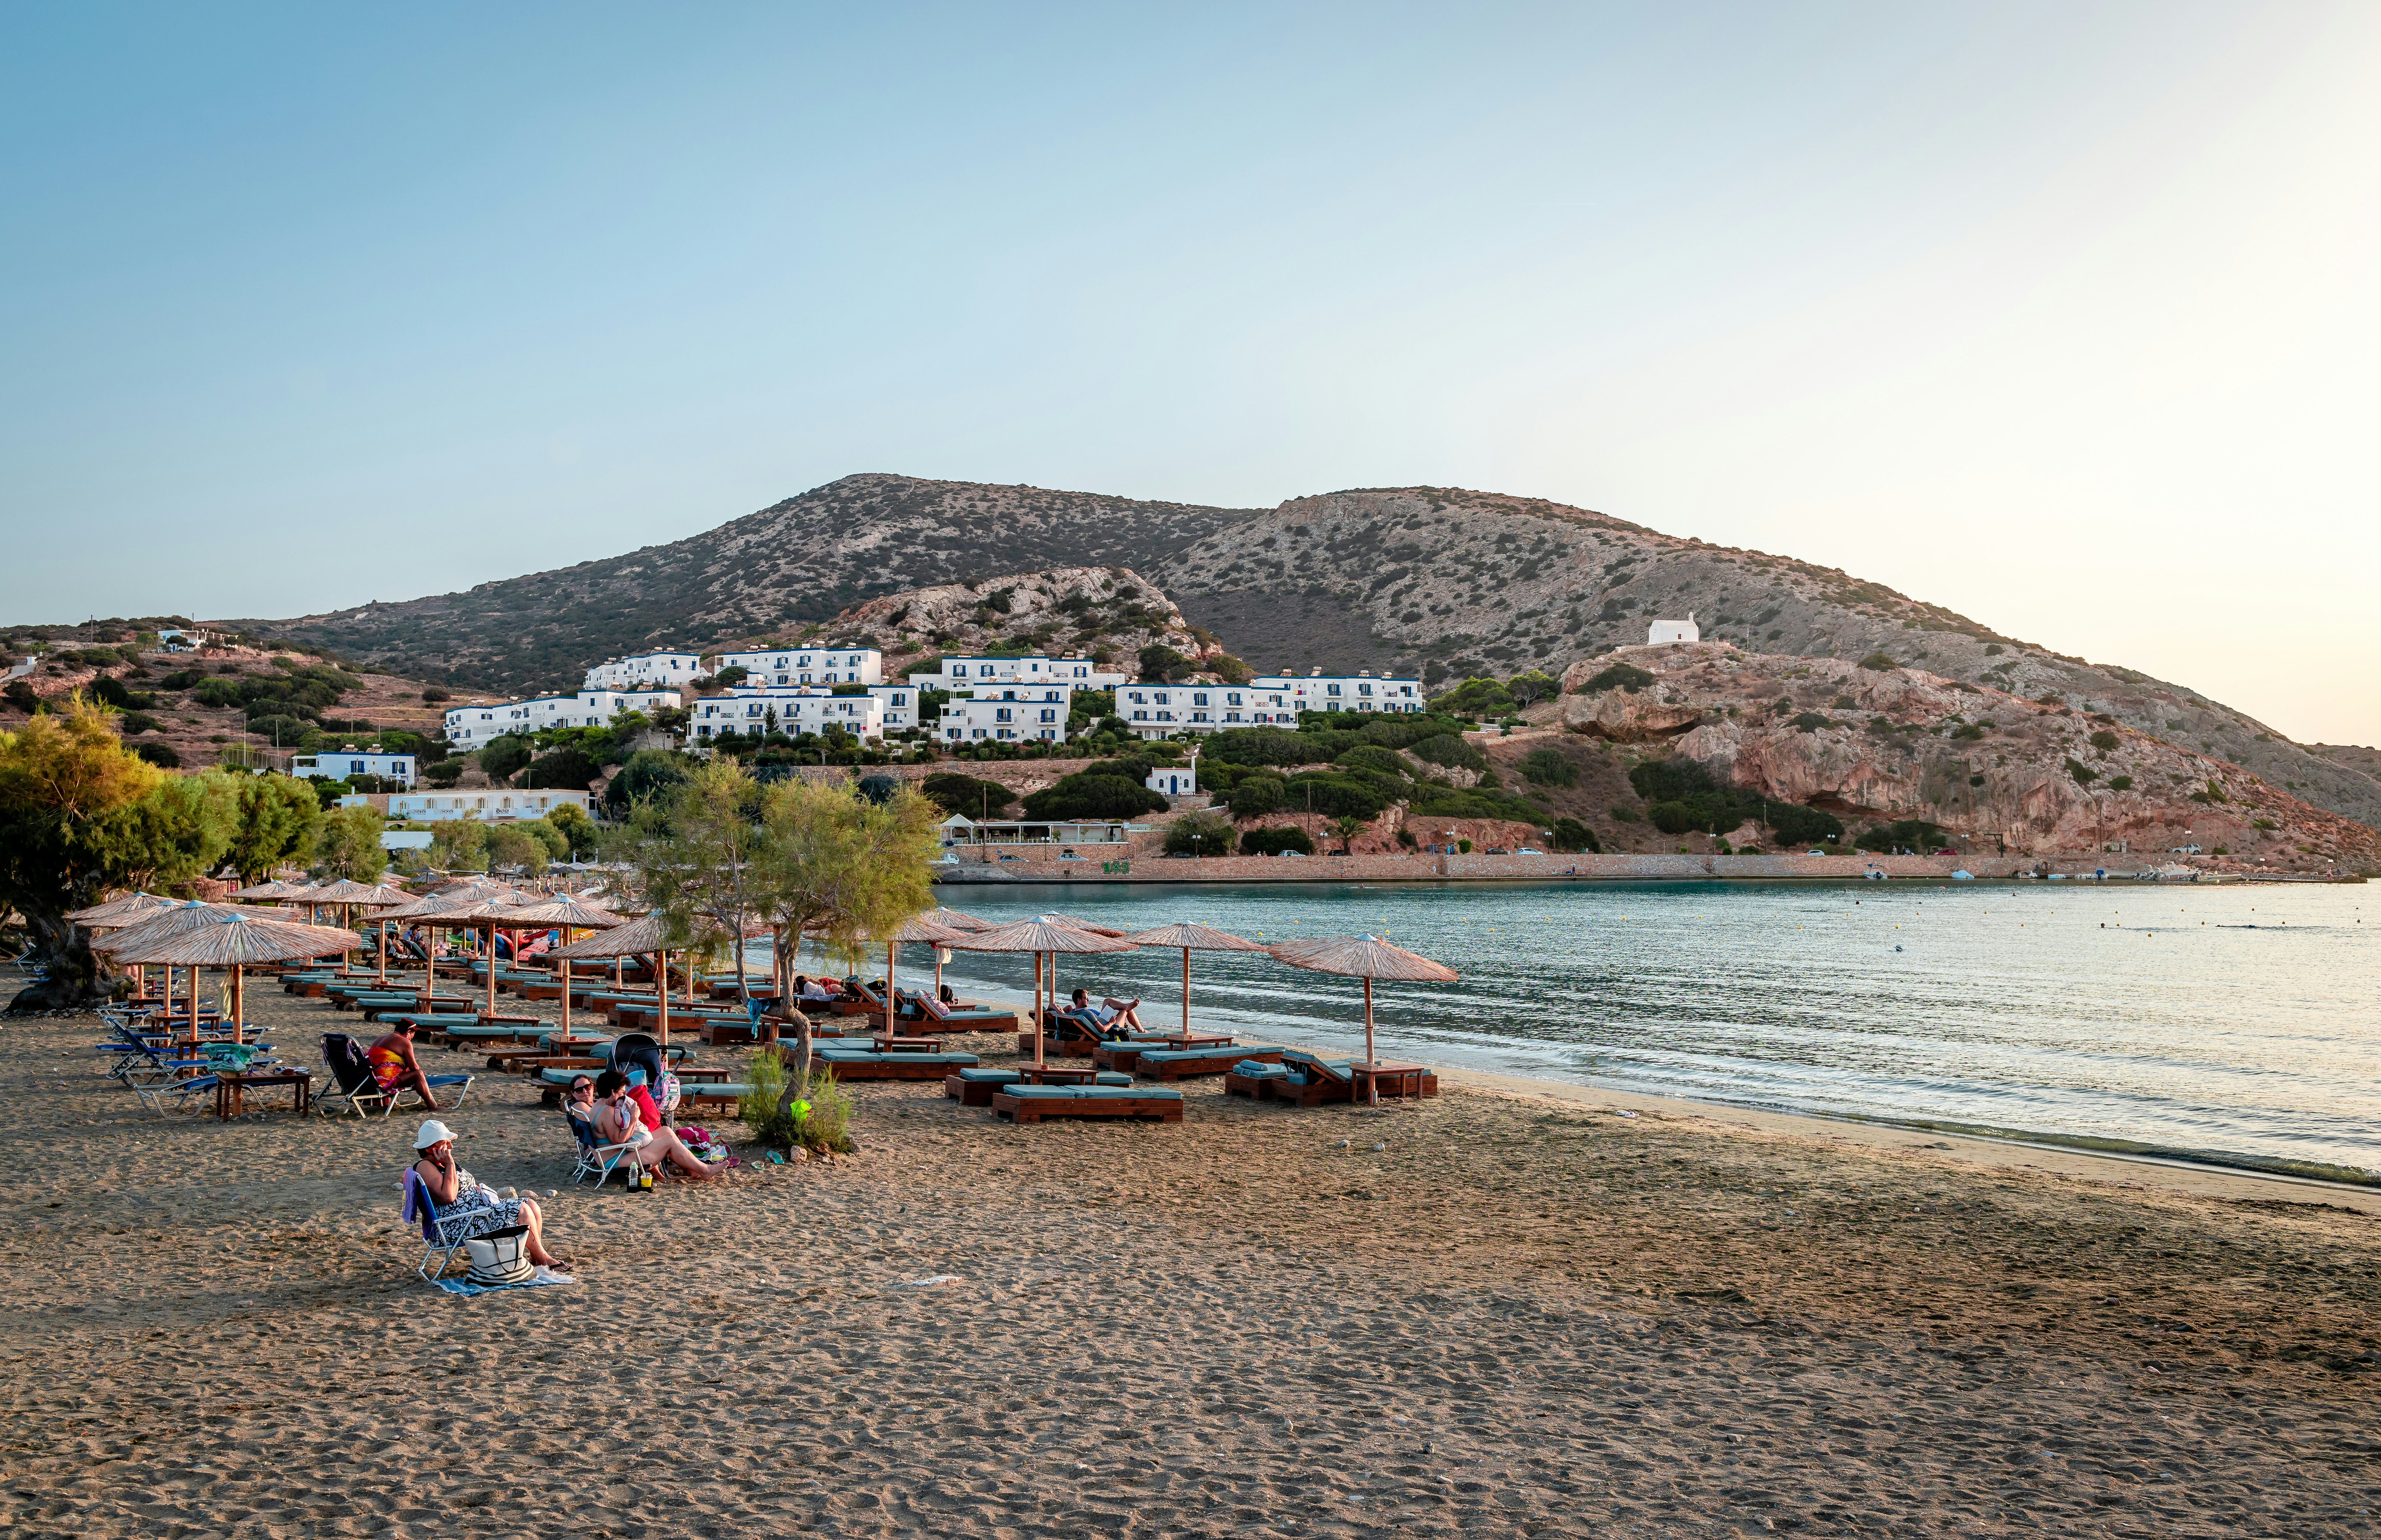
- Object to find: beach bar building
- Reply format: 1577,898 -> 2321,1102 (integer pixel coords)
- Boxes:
937,813 -> 1147,855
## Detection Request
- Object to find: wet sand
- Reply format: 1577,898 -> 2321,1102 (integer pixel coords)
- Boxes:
2,983 -> 2377,1538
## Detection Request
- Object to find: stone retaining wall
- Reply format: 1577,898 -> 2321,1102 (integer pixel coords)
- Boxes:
932,850 -> 2207,884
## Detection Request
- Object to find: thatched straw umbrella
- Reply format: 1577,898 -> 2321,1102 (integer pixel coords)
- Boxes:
95,902 -> 302,1038
552,912 -> 685,1045
99,905 -> 357,1044
441,896 -> 540,1019
946,917 -> 1137,1070
373,890 -> 489,990
1118,921 -> 1268,1040
332,883 -> 417,985
229,880 -> 308,902
70,892 -> 180,1000
1265,934 -> 1457,1106
500,897 -> 622,1040
917,906 -> 990,995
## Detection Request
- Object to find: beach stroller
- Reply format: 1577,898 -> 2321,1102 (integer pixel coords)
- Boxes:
608,1032 -> 680,1123
317,1031 -> 475,1118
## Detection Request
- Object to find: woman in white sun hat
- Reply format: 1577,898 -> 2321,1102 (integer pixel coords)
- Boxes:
410,1120 -> 571,1272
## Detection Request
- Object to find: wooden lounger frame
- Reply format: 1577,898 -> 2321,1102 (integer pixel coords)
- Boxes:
990,1090 -> 1183,1124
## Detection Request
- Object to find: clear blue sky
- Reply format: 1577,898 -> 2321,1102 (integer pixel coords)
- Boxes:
5,3 -> 2377,742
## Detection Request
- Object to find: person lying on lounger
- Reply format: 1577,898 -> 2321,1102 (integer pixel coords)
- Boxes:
1069,989 -> 1145,1037
412,1119 -> 569,1271
791,975 -> 843,1002
593,1070 -> 725,1180
367,1020 -> 451,1110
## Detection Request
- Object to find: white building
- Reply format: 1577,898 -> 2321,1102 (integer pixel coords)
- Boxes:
940,685 -> 1073,745
348,789 -> 592,822
690,687 -> 885,743
444,689 -> 678,747
869,684 -> 922,734
1118,671 -> 1424,738
908,654 -> 1125,691
582,650 -> 703,691
291,749 -> 417,787
1147,759 -> 1197,798
1647,612 -> 1699,645
714,646 -> 882,687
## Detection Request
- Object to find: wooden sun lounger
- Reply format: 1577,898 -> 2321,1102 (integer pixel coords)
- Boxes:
991,1085 -> 1185,1124
813,1048 -> 977,1081
1134,1045 -> 1283,1081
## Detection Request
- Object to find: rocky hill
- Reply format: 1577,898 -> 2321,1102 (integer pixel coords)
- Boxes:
233,474 -> 1260,695
1545,641 -> 2380,872
219,472 -> 2380,830
1153,486 -> 2381,830
803,567 -> 1230,679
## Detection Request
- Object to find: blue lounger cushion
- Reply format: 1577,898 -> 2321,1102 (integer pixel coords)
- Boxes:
1093,1071 -> 1134,1086
1233,1061 -> 1291,1077
820,1049 -> 979,1066
1004,1084 -> 1184,1101
957,1067 -> 1022,1083
1139,1046 -> 1282,1066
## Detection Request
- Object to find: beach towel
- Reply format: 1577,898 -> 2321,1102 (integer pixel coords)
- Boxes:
429,1267 -> 578,1297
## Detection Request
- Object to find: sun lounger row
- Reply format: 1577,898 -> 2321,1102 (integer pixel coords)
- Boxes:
814,1047 -> 978,1080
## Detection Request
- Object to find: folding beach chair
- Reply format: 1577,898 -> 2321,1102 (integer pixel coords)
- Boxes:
131,1071 -> 220,1116
564,1106 -> 641,1188
399,1168 -> 488,1282
317,1032 -> 474,1118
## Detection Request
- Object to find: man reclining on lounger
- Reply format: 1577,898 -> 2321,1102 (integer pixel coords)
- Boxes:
367,1020 -> 451,1110
1069,988 -> 1145,1038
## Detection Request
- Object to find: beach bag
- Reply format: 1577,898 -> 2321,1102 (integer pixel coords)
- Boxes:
462,1225 -> 535,1286
678,1125 -> 730,1162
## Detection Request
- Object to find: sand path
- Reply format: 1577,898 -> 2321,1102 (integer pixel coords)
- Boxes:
2,985 -> 2375,1537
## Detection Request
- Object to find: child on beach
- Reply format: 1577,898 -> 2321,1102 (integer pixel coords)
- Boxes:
593,1070 -> 727,1180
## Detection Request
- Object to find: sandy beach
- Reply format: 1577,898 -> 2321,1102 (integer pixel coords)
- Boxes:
3,984 -> 2376,1539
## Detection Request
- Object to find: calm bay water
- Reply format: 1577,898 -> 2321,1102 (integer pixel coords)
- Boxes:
850,880 -> 2378,1179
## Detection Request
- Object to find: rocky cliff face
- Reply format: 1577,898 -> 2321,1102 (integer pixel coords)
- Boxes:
812,567 -> 1220,676
1156,486 -> 2381,831
1556,642 -> 2380,871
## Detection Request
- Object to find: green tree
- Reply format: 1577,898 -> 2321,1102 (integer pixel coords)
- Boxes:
606,760 -> 768,1008
1548,817 -> 1599,853
1520,746 -> 1577,787
546,801 -> 599,858
223,774 -> 322,884
1137,644 -> 1192,682
484,822 -> 551,874
919,772 -> 1016,819
314,802 -> 390,883
1225,774 -> 1286,819
1240,825 -> 1315,856
1162,810 -> 1234,857
429,819 -> 488,871
1330,814 -> 1367,853
0,700 -> 220,1009
479,734 -> 534,784
606,749 -> 691,810
1505,670 -> 1560,708
521,744 -> 600,790
1021,772 -> 1167,821
744,776 -> 943,1083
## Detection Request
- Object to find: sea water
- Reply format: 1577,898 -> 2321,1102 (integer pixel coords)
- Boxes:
853,880 -> 2379,1180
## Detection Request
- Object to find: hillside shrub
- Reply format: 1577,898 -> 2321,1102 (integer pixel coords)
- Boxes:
1573,662 -> 1654,695
1021,773 -> 1167,821
1548,817 -> 1599,853
1225,775 -> 1286,819
421,687 -> 450,703
1859,653 -> 1896,671
521,745 -> 600,791
2107,775 -> 2133,792
1767,804 -> 1844,847
1519,746 -> 1576,787
1429,677 -> 1514,717
2089,729 -> 2120,752
920,772 -> 1016,819
1334,745 -> 1409,778
1408,734 -> 1486,774
1610,804 -> 1640,822
479,735 -> 535,783
1205,726 -> 1322,768
1856,819 -> 1950,854
1163,811 -> 1235,856
1791,712 -> 1831,732
2065,758 -> 2098,785
1240,825 -> 1315,857
132,741 -> 183,768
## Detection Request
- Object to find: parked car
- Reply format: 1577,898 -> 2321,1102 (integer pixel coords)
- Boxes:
1281,850 -> 1308,858
1513,847 -> 1544,855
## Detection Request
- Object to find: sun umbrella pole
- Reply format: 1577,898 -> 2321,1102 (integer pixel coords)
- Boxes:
1033,953 -> 1046,1070
885,941 -> 897,1037
233,965 -> 245,1042
1364,975 -> 1377,1107
657,951 -> 671,1047
1181,946 -> 1191,1038
486,925 -> 498,1019
560,952 -> 572,1039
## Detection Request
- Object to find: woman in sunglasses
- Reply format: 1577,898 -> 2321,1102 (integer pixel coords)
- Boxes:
592,1069 -> 724,1180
